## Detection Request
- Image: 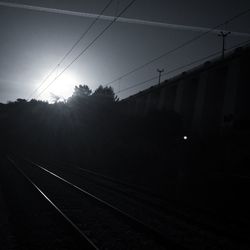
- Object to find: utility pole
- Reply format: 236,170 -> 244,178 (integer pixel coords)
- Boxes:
218,31 -> 231,59
157,68 -> 164,84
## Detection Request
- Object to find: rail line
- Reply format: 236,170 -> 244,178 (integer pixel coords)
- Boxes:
16,154 -> 250,249
30,158 -> 214,229
6,155 -> 99,250
9,154 -> 181,249
26,157 -> 168,203
27,157 -> 250,231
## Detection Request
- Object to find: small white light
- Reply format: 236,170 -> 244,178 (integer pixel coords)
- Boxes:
183,136 -> 188,140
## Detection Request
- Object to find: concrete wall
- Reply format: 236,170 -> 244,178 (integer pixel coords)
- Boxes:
119,46 -> 250,137
162,85 -> 177,111
234,52 -> 250,129
200,66 -> 228,135
180,77 -> 199,132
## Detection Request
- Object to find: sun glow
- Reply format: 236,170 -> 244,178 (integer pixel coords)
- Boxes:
41,71 -> 77,102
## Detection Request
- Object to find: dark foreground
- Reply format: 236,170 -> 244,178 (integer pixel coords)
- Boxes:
0,97 -> 250,249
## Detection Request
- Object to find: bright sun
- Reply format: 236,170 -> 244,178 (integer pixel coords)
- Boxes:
41,72 -> 77,102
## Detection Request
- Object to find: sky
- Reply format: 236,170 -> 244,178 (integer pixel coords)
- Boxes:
0,0 -> 250,103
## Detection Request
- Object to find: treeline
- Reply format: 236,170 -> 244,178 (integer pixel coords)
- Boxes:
0,84 -> 183,192
1,83 -> 249,215
0,85 -> 119,156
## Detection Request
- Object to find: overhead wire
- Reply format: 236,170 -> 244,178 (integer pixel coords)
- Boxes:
27,0 -> 114,100
104,7 -> 250,87
34,0 -> 137,100
115,38 -> 250,95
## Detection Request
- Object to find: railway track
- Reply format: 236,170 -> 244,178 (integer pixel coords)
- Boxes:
6,154 -> 180,250
0,155 -> 98,250
59,160 -> 250,239
14,154 -> 250,249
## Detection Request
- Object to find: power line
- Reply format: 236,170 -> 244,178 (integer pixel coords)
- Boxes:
34,0 -> 137,100
105,8 -> 250,87
27,0 -> 114,100
115,39 -> 250,95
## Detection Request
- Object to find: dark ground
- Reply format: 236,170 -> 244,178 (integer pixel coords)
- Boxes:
0,95 -> 250,248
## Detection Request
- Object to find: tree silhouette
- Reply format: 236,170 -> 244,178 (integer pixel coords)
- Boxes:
67,84 -> 92,106
16,98 -> 27,103
73,85 -> 92,97
50,93 -> 62,103
92,85 -> 118,102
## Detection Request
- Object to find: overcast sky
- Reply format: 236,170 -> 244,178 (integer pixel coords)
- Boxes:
0,0 -> 250,103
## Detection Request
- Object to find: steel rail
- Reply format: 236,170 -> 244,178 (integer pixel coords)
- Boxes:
20,156 -> 186,249
28,158 -> 243,239
6,155 -> 99,250
37,158 -> 165,200
22,155 -> 250,243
